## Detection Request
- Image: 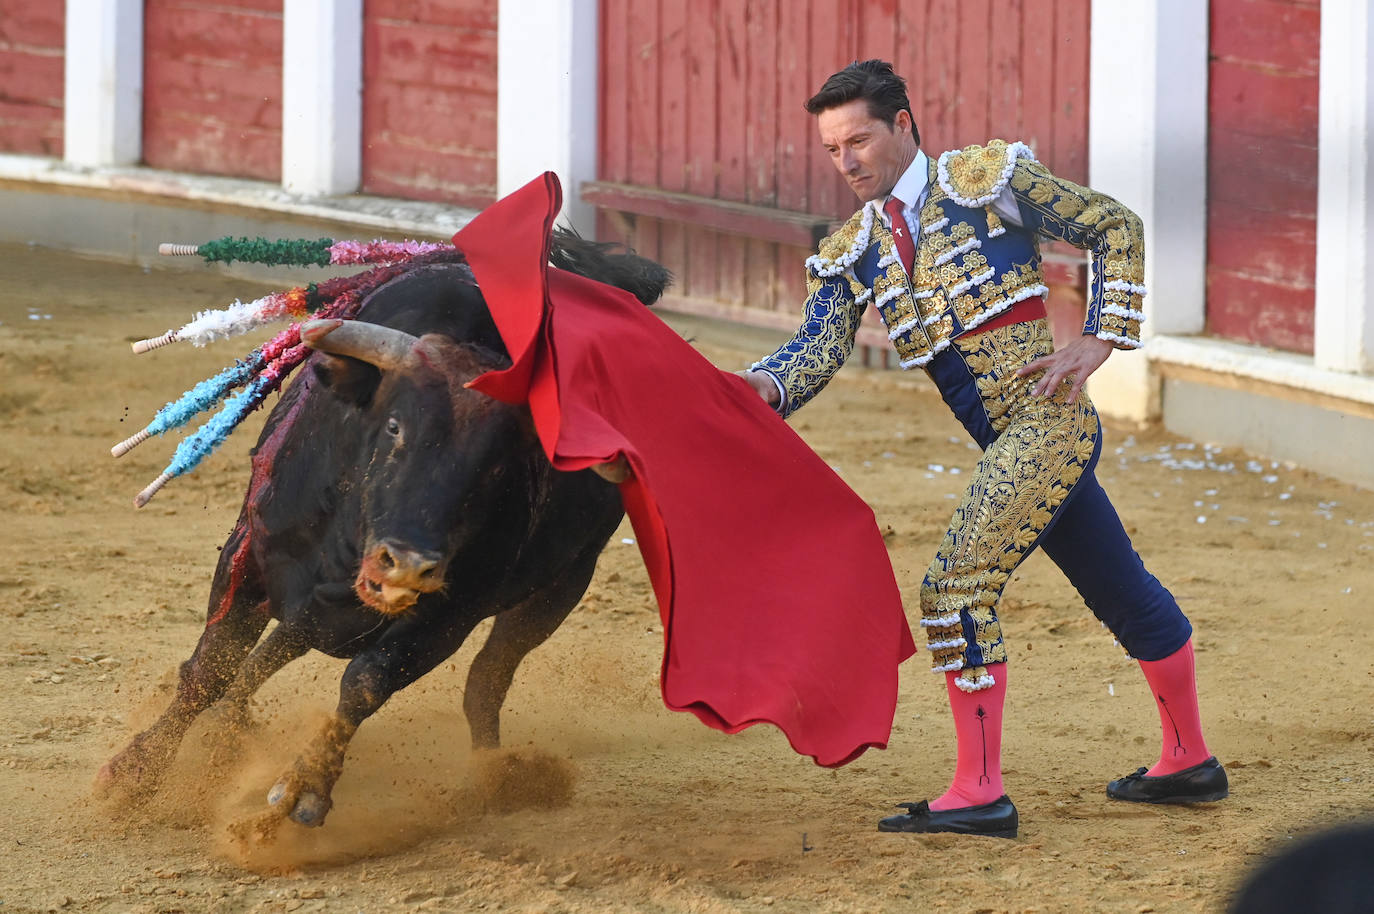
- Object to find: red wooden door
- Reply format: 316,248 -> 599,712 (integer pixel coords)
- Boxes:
1205,0 -> 1319,354
143,0 -> 284,181
361,0 -> 498,208
596,0 -> 1090,326
0,0 -> 64,156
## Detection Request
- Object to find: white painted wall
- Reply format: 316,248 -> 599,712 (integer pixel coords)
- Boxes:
497,0 -> 599,234
63,0 -> 142,167
281,0 -> 363,196
1085,0 -> 1209,421
1314,0 -> 1374,375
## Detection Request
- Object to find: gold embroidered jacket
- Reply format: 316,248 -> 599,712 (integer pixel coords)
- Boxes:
754,140 -> 1146,416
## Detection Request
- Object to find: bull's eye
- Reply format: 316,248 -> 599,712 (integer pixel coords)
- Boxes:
385,417 -> 401,437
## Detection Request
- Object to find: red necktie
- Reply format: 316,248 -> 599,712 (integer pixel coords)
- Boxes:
883,197 -> 916,276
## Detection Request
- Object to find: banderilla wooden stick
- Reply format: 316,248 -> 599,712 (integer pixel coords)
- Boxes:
158,243 -> 200,256
131,329 -> 181,354
134,472 -> 173,509
111,428 -> 153,458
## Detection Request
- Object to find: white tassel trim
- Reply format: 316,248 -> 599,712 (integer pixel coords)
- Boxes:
877,253 -> 898,269
875,285 -> 905,309
900,337 -> 951,369
920,612 -> 962,628
1102,302 -> 1146,322
1104,279 -> 1148,296
948,267 -> 996,298
1096,330 -> 1143,348
854,288 -> 873,305
805,204 -> 876,277
922,311 -> 946,327
933,237 -> 981,267
959,284 -> 1048,333
936,141 -> 1037,207
922,216 -> 949,235
912,287 -> 936,300
888,317 -> 920,341
954,672 -> 997,692
926,637 -> 968,652
931,659 -> 965,673
987,225 -> 1006,237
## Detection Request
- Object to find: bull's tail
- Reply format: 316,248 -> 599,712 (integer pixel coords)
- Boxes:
550,227 -> 672,306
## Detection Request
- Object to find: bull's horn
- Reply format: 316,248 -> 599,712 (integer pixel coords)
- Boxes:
301,319 -> 420,371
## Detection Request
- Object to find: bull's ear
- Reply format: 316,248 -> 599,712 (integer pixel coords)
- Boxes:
311,353 -> 381,407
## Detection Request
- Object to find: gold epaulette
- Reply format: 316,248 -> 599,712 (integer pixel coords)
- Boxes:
805,204 -> 877,278
936,140 -> 1037,208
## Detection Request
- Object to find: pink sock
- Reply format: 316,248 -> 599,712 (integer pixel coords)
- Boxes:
929,662 -> 1006,810
1138,639 -> 1211,776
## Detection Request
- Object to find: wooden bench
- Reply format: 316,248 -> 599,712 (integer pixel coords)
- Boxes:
580,181 -> 834,249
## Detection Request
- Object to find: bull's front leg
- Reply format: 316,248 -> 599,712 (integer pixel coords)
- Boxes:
97,606 -> 271,799
265,713 -> 357,826
96,526 -> 269,801
267,603 -> 483,827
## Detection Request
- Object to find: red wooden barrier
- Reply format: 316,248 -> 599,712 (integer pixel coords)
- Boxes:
0,0 -> 64,156
596,0 -> 1091,337
361,0 -> 497,209
1205,0 -> 1319,354
142,0 -> 283,181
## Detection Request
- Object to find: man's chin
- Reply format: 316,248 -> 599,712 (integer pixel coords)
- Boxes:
850,180 -> 883,202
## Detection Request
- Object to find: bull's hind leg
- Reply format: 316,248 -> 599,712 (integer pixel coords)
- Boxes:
97,523 -> 270,799
463,545 -> 602,749
266,603 -> 486,827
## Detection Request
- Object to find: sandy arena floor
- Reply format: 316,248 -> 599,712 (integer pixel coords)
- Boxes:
1,244 -> 1372,913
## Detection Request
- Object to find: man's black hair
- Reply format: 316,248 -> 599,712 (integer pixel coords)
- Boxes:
804,59 -> 920,145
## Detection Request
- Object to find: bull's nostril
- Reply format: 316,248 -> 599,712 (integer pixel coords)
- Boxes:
378,549 -> 395,569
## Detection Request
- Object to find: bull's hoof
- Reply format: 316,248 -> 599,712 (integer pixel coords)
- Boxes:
267,779 -> 332,827
93,743 -> 167,803
93,760 -> 132,799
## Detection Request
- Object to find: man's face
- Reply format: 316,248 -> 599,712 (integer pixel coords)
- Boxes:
817,99 -> 917,202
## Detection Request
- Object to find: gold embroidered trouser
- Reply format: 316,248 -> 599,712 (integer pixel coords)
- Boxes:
918,320 -> 1099,692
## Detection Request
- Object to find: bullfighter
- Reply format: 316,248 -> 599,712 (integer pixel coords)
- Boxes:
739,59 -> 1228,839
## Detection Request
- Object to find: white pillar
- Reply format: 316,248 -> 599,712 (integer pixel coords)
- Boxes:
497,0 -> 599,234
63,0 -> 142,166
1085,0 -> 1209,420
282,0 -> 362,195
1314,0 -> 1374,375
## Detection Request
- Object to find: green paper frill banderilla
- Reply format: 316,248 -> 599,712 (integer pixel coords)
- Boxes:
159,236 -> 335,267
157,237 -> 456,268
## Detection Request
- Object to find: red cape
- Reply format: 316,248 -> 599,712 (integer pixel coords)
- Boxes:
457,173 -> 915,767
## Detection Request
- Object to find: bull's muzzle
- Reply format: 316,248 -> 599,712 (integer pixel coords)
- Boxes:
355,540 -> 448,614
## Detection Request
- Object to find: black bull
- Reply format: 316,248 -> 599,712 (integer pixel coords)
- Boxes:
98,240 -> 670,827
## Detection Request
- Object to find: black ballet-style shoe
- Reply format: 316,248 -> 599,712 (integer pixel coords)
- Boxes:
1106,756 -> 1229,804
877,795 -> 1018,839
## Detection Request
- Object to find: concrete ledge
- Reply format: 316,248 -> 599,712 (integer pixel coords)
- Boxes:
0,154 -> 480,284
1149,334 -> 1374,489
1161,374 -> 1374,489
1150,334 -> 1374,415
0,154 -> 479,238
